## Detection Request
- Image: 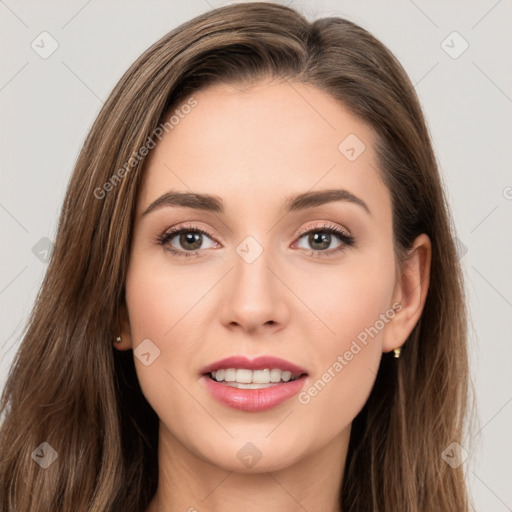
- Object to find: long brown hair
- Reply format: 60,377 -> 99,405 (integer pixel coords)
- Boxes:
0,3 -> 473,510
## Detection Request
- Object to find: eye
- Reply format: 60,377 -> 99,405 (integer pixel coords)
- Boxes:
293,222 -> 355,257
156,223 -> 219,258
156,221 -> 355,259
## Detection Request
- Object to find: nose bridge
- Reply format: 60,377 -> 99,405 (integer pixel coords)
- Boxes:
221,233 -> 287,331
233,234 -> 276,304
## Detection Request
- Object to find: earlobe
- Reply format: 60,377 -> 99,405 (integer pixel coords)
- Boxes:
113,301 -> 133,351
382,233 -> 432,354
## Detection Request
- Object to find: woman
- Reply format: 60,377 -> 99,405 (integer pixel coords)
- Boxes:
0,2 -> 472,511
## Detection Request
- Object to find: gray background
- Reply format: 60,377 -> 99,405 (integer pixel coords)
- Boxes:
1,1 -> 511,510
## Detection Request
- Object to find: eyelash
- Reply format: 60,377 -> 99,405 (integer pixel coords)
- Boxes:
156,222 -> 355,259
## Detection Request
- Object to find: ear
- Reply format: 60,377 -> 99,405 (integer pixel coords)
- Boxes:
382,233 -> 432,354
113,299 -> 133,351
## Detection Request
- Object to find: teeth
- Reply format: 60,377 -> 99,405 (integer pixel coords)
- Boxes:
269,369 -> 282,382
281,371 -> 292,382
215,369 -> 227,381
210,368 -> 300,384
224,369 -> 236,382
236,369 -> 252,383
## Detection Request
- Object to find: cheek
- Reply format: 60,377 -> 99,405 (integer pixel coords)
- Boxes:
293,246 -> 396,349
123,259 -> 198,415
292,246 -> 395,416
125,252 -> 204,341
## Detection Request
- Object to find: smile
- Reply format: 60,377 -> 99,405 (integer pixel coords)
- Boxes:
209,368 -> 302,388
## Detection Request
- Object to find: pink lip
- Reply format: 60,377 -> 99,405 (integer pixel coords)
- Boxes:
201,374 -> 309,412
199,355 -> 308,376
199,356 -> 309,412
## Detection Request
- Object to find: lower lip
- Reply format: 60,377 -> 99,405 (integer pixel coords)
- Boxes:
201,374 -> 308,412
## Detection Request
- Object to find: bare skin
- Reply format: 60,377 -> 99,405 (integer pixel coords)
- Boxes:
116,78 -> 431,512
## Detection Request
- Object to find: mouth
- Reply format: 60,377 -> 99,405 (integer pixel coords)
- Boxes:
199,356 -> 309,411
206,368 -> 307,389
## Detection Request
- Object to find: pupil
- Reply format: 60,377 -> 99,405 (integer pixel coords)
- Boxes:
310,232 -> 330,250
181,232 -> 202,250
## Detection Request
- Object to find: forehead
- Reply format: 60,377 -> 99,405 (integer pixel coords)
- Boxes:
138,79 -> 389,221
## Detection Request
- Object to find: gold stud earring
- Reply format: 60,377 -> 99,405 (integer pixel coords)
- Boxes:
393,347 -> 401,358
115,336 -> 122,344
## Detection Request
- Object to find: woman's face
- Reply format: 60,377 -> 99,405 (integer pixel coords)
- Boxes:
121,78 -> 415,472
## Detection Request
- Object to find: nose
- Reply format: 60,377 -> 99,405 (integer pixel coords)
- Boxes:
220,243 -> 290,334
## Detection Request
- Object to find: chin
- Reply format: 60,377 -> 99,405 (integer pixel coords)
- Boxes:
190,428 -> 311,473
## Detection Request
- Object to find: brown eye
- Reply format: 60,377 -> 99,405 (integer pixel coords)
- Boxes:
157,225 -> 219,258
306,232 -> 334,251
294,223 -> 355,257
176,231 -> 203,251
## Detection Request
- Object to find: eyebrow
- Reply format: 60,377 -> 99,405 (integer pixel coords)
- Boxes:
142,188 -> 371,216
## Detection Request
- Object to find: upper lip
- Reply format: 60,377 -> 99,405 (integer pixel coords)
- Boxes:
200,356 -> 308,376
